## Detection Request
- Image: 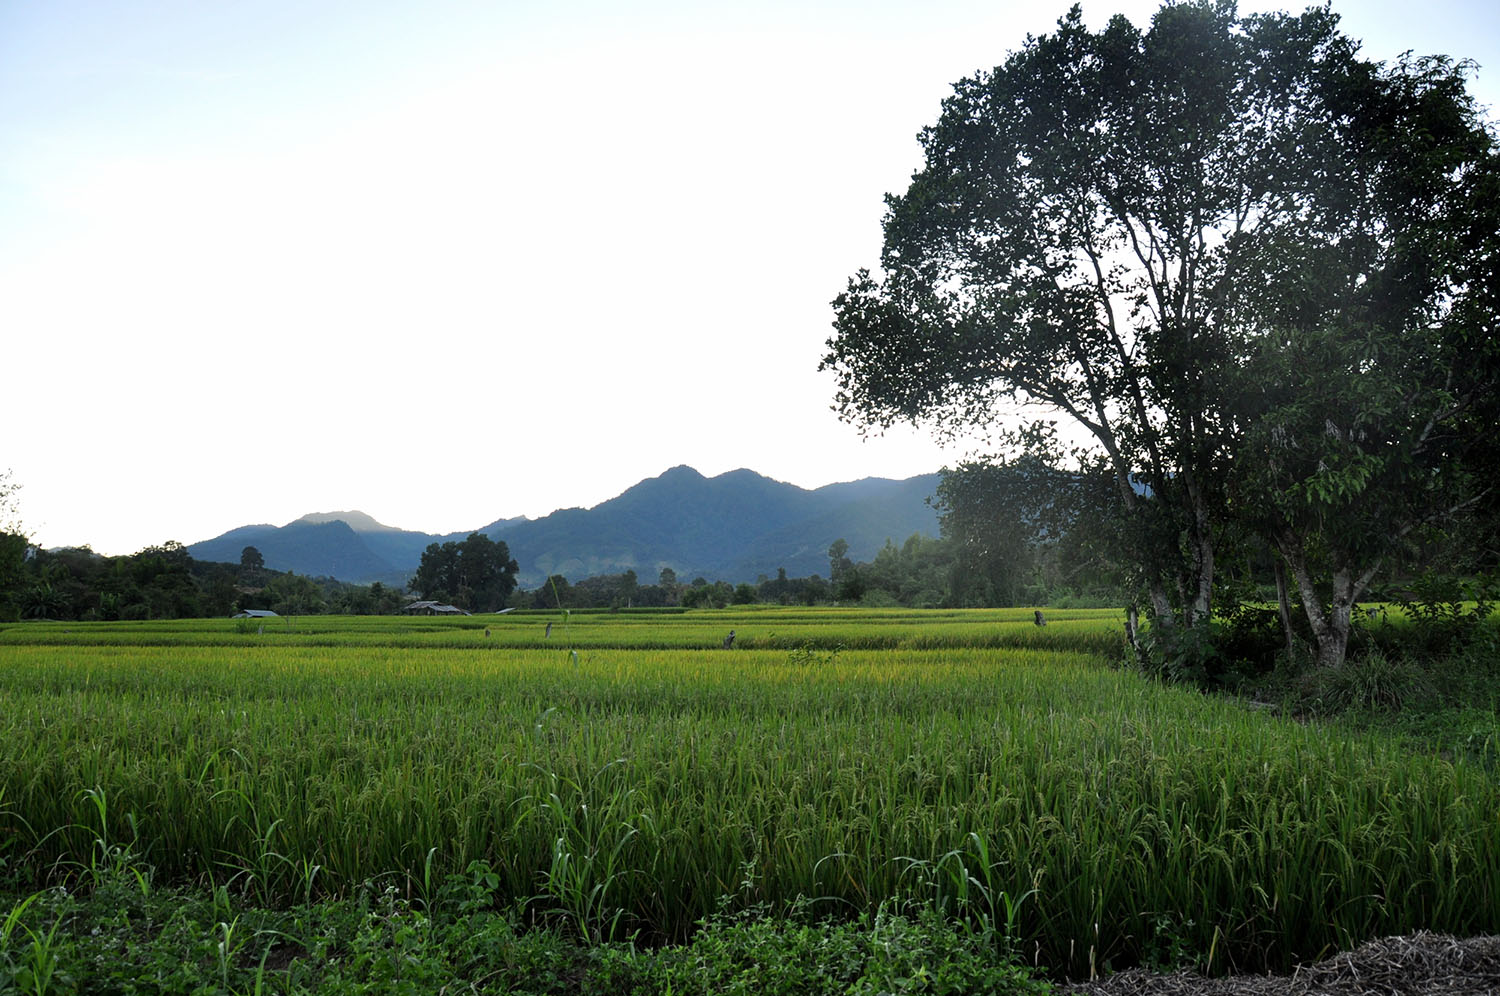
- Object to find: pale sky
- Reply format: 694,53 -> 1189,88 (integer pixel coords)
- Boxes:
4,0 -> 1497,555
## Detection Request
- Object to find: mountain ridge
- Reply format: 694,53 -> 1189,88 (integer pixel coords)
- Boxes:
187,466 -> 941,586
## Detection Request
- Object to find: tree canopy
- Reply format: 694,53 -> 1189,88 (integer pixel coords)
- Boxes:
1224,50 -> 1500,665
409,532 -> 519,612
822,0 -> 1498,664
0,470 -> 29,621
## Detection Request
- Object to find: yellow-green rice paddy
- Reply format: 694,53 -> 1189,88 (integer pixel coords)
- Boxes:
1,607 -> 1494,975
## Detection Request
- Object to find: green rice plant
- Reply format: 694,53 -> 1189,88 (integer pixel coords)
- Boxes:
895,832 -> 1036,955
0,609 -> 1496,976
527,758 -> 662,943
215,806 -> 291,906
5,903 -> 63,996
0,890 -> 51,992
1,891 -> 41,949
74,787 -> 150,898
216,915 -> 243,990
0,606 -> 1128,656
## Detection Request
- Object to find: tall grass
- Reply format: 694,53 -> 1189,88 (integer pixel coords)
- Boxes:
0,611 -> 1495,976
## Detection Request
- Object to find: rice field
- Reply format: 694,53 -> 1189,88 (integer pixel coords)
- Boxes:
1,607 -> 1495,976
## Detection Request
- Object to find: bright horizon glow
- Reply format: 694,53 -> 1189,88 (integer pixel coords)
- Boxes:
3,0 -> 1497,555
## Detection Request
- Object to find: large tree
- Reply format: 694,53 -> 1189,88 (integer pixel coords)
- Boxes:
410,532 -> 519,612
1227,54 -> 1499,666
822,1 -> 1494,657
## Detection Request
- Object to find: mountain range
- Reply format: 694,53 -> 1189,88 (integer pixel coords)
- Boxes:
187,466 -> 942,587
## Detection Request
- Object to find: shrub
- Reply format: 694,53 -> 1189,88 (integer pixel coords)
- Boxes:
1300,648 -> 1434,715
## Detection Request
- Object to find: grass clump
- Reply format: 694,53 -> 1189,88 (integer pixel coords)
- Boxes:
1298,647 -> 1435,715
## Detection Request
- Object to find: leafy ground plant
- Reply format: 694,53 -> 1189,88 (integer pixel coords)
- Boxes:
0,881 -> 1052,996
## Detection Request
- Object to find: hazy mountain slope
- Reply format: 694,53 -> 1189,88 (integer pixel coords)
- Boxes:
188,520 -> 397,580
187,466 -> 943,585
294,510 -> 402,532
498,468 -> 940,584
286,511 -> 444,571
185,524 -> 280,565
718,473 -> 942,580
499,467 -> 814,577
499,467 -> 803,581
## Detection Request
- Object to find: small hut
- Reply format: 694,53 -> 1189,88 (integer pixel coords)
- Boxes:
402,600 -> 472,616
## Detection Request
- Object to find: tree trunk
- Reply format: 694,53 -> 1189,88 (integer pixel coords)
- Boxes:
1184,475 -> 1215,627
1109,451 -> 1212,640
1187,528 -> 1214,626
1276,534 -> 1357,669
1273,555 -> 1295,660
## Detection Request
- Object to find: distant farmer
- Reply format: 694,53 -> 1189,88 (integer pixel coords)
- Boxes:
723,630 -> 736,650
1034,610 -> 1047,627
545,621 -> 553,639
484,627 -> 491,638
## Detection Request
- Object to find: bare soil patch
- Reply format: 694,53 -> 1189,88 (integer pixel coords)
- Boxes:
1060,933 -> 1500,996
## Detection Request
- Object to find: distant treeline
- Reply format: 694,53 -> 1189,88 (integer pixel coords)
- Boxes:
0,541 -> 409,622
0,456 -> 1216,622
0,523 -> 1117,622
521,526 -> 1121,613
3,454 -> 1483,625
0,458 -> 1136,623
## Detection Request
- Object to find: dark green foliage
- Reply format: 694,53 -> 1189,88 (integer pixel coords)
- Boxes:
569,570 -> 648,609
519,526 -> 1104,611
757,568 -> 831,606
680,579 -> 735,609
936,458 -> 1069,607
934,462 -> 1048,607
523,571 -> 688,610
0,533 -> 26,624
823,1 -> 1499,668
834,566 -> 867,602
1298,648 -> 1435,715
323,580 -> 409,616
1398,573 -> 1498,654
633,903 -> 1049,996
527,574 -> 574,609
0,883 -> 1049,996
826,1 -> 1322,630
929,452 -> 1138,608
13,542 -> 205,621
261,572 -> 328,616
828,538 -> 852,585
1127,619 -> 1231,688
1227,46 -> 1500,668
0,474 -> 24,624
862,534 -> 954,607
409,532 -> 519,612
0,542 -> 408,622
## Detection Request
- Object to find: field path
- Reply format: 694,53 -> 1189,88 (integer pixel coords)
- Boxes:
1061,932 -> 1500,995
